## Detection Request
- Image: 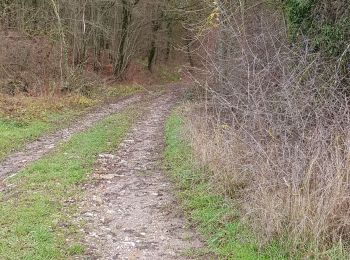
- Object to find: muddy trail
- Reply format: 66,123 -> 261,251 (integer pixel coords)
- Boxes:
78,91 -> 203,259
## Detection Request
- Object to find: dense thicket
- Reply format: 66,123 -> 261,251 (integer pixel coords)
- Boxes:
191,0 -> 350,258
0,0 -> 209,94
285,0 -> 349,59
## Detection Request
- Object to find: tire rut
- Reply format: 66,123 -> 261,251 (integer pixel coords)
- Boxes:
0,95 -> 141,179
78,92 -> 203,259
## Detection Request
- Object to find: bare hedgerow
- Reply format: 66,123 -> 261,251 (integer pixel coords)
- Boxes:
187,0 -> 350,257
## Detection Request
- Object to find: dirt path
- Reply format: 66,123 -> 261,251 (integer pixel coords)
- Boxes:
0,95 -> 140,179
78,92 -> 203,259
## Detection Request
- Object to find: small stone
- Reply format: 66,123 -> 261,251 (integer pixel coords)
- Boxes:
93,196 -> 103,204
99,154 -> 115,159
90,232 -> 98,237
84,212 -> 94,217
107,209 -> 116,215
122,241 -> 135,247
98,174 -> 116,180
120,159 -> 128,165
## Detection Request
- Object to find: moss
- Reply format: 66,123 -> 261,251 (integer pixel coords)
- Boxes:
282,0 -> 349,59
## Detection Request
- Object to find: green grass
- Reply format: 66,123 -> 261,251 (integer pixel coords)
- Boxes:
0,110 -> 80,161
165,111 -> 350,259
0,119 -> 51,159
0,108 -> 140,259
0,85 -> 144,161
165,111 -> 287,260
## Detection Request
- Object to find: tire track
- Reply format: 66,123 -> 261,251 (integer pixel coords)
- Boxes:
0,95 -> 141,179
79,91 -> 203,259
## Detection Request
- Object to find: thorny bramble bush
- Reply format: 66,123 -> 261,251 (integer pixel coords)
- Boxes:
188,0 -> 350,257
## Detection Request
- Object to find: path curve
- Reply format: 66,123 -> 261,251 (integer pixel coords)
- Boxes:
79,92 -> 203,259
0,95 -> 140,179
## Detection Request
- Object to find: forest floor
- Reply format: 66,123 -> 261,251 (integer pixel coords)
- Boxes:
0,83 -> 206,259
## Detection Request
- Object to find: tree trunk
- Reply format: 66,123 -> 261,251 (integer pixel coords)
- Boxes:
165,19 -> 172,62
114,0 -> 130,77
50,0 -> 68,89
148,10 -> 163,72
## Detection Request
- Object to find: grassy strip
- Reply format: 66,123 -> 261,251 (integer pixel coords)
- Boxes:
0,107 -> 140,259
0,85 -> 143,161
164,111 -> 288,259
0,112 -> 78,160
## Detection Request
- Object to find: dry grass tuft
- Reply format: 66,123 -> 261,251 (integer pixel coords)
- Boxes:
185,0 -> 350,257
185,101 -> 350,256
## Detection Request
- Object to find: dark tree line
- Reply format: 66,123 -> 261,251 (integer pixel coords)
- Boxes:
0,0 -> 210,90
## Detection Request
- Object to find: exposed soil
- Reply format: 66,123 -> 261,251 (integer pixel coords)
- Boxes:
0,95 -> 140,179
78,90 -> 203,259
0,83 -> 204,259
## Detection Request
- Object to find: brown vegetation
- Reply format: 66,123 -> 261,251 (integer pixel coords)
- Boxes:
1,0 -> 349,257
0,0 -> 202,96
186,0 -> 350,257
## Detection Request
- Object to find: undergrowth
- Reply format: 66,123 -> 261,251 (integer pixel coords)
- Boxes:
200,1 -> 350,257
165,110 -> 269,259
282,0 -> 349,59
164,108 -> 346,259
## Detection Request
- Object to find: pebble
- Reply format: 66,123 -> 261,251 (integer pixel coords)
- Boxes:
99,154 -> 115,159
85,212 -> 94,217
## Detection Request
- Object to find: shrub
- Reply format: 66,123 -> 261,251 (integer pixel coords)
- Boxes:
190,0 -> 350,257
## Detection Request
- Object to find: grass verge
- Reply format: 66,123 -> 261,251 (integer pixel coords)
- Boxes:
164,110 -> 288,259
0,84 -> 143,160
0,112 -> 77,160
0,107 -> 140,259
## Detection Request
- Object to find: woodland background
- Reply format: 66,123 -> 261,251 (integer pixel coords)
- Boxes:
0,0 -> 349,258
